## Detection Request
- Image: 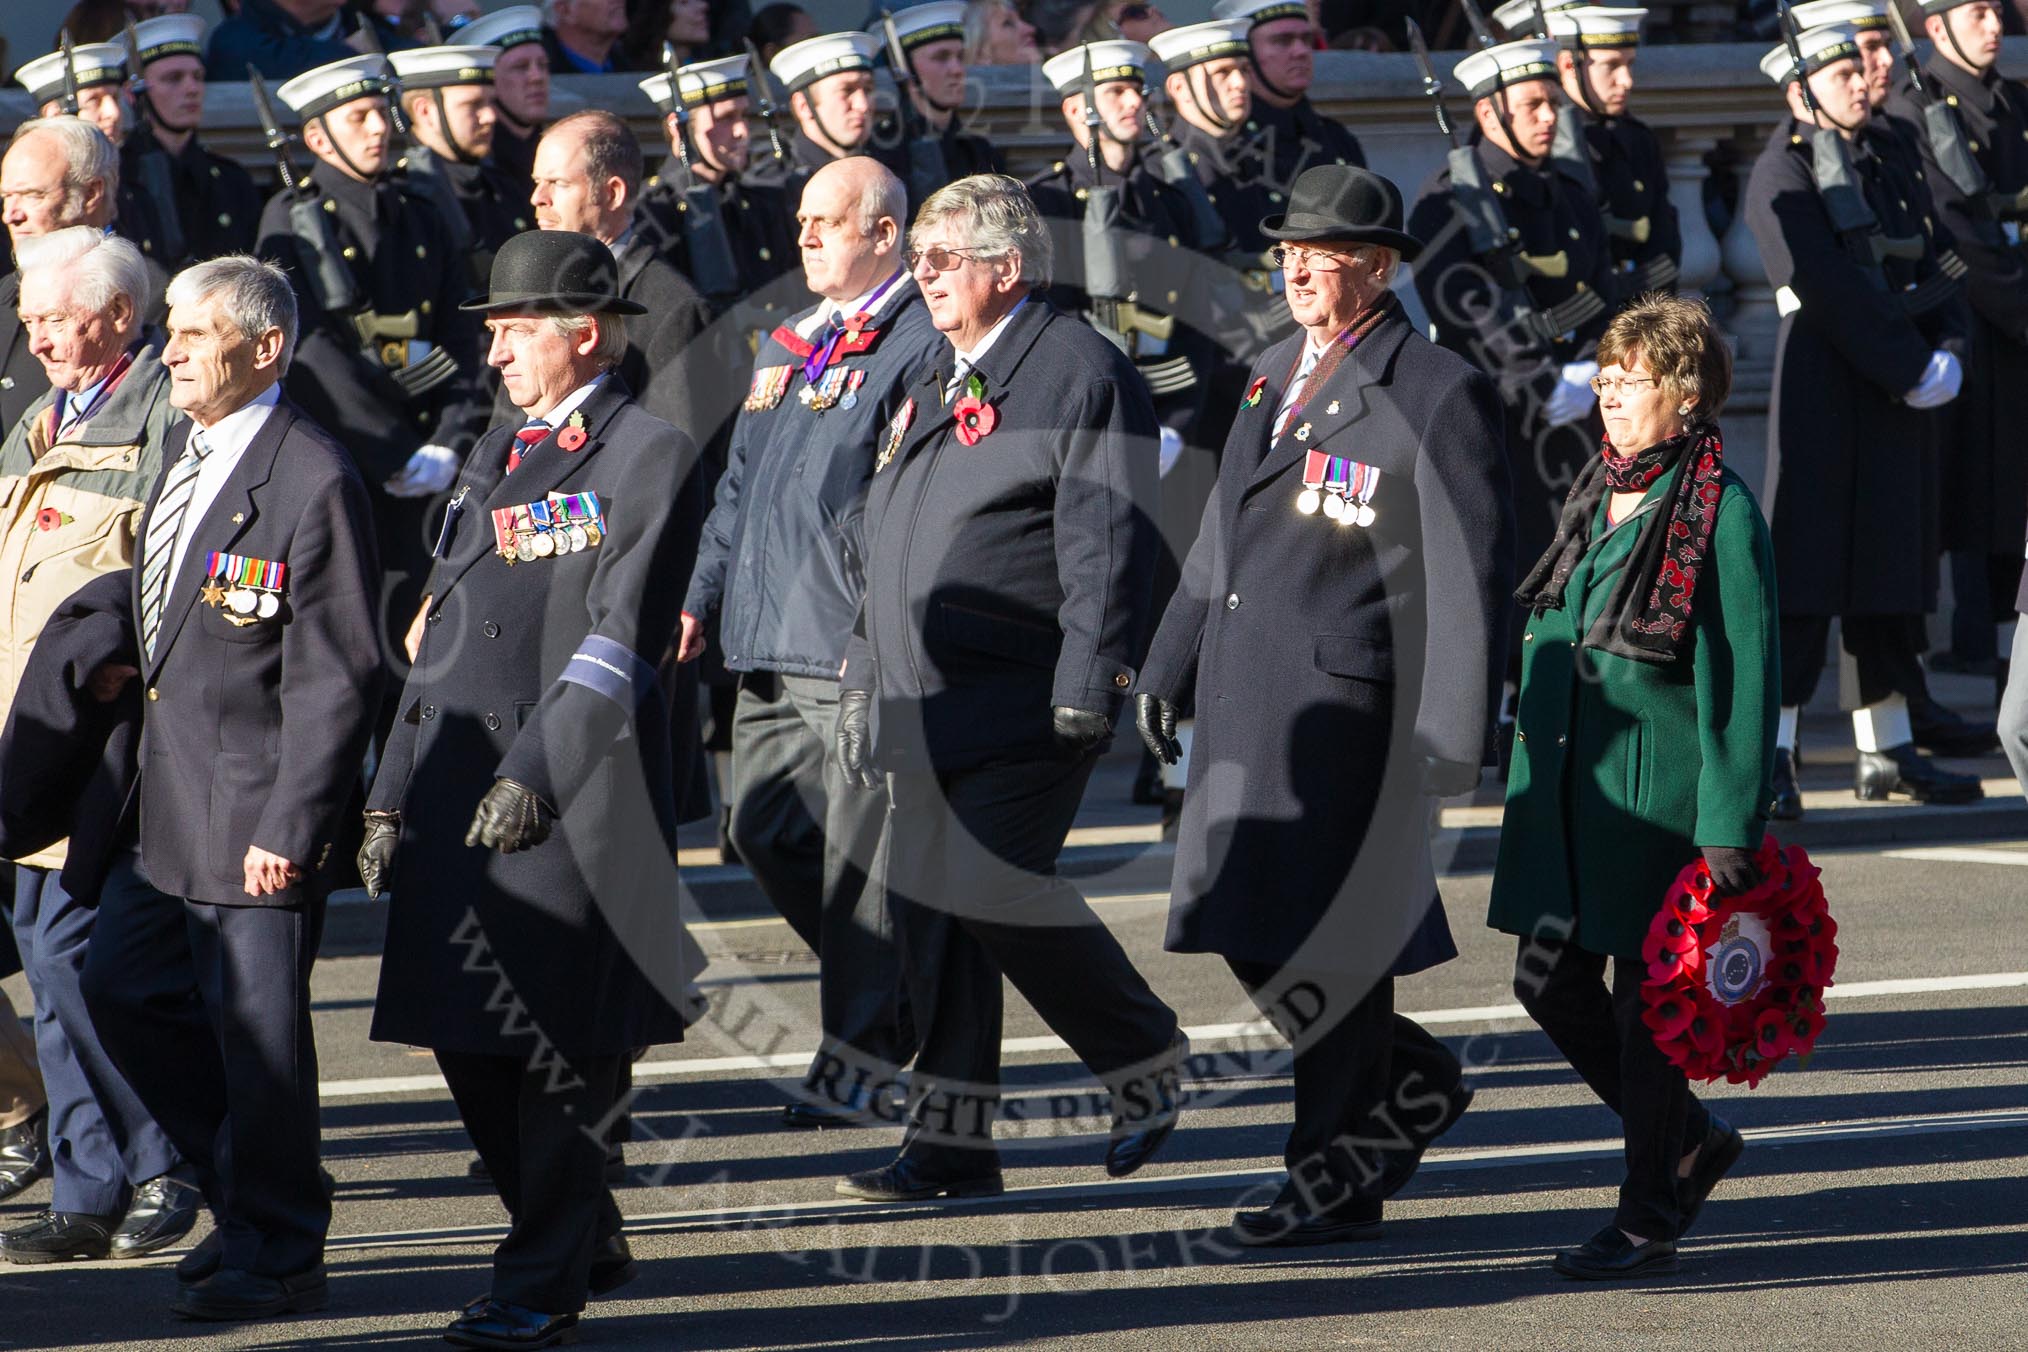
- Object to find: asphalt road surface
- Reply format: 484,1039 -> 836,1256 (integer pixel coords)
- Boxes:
4,834 -> 2026,1351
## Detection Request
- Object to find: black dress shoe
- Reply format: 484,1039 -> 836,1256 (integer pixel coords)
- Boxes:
783,1078 -> 886,1129
587,1233 -> 637,1297
835,1156 -> 1004,1202
1374,1083 -> 1475,1198
1233,1181 -> 1383,1248
176,1229 -> 224,1285
1769,746 -> 1803,821
1908,694 -> 2000,757
112,1174 -> 201,1259
1677,1115 -> 1745,1236
1854,743 -> 1984,804
0,1110 -> 49,1203
170,1264 -> 329,1320
1553,1224 -> 1677,1280
0,1209 -> 115,1263
444,1299 -> 580,1349
1105,1032 -> 1187,1179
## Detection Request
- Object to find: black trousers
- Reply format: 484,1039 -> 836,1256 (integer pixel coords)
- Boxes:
1779,614 -> 1929,711
436,1049 -> 625,1313
1513,935 -> 1708,1240
728,671 -> 913,1070
81,852 -> 328,1278
886,753 -> 1179,1172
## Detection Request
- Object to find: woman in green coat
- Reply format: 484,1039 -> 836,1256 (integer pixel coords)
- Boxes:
1487,295 -> 1778,1281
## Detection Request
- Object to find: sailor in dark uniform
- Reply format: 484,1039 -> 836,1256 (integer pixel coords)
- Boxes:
458,6 -> 549,202
754,32 -> 882,206
388,41 -> 532,297
1745,25 -> 1986,810
1212,0 -> 1365,204
868,1 -> 1006,207
121,16 -> 264,270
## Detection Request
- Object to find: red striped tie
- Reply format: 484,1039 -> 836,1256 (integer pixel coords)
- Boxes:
508,422 -> 549,474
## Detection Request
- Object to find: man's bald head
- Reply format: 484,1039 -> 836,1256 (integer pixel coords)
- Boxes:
795,157 -> 907,303
2,118 -> 119,247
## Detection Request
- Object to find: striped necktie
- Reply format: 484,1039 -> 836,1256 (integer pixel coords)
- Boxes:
139,429 -> 213,659
508,421 -> 548,474
941,358 -> 971,406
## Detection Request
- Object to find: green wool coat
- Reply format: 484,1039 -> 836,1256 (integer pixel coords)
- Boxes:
1487,465 -> 1779,960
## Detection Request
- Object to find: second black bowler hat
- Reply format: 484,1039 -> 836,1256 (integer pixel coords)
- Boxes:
460,230 -> 648,315
1260,164 -> 1423,262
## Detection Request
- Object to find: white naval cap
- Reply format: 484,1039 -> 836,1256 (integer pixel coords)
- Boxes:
639,54 -> 749,113
1041,39 -> 1153,93
276,53 -> 394,121
1454,37 -> 1560,99
131,14 -> 206,67
1789,0 -> 1890,32
1210,0 -> 1312,29
770,32 -> 879,94
1148,18 -> 1254,71
878,2 -> 968,53
1491,0 -> 1586,37
1759,23 -> 1863,85
388,43 -> 500,89
456,5 -> 544,51
1544,7 -> 1649,48
16,43 -> 126,107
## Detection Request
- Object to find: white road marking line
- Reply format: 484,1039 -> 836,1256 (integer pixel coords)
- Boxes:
314,969 -> 2028,1100
1883,846 -> 2028,866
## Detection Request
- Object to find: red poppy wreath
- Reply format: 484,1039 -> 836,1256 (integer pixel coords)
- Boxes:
953,374 -> 998,446
1641,835 -> 1836,1087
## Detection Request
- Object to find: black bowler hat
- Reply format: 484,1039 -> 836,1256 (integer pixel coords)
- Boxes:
460,231 -> 648,315
1260,165 -> 1423,262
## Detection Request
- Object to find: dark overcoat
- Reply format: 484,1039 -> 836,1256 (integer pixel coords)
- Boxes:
1745,119 -> 1969,618
132,399 -> 384,907
1238,97 -> 1366,201
1884,59 -> 2028,558
1138,302 -> 1514,974
122,129 -> 264,269
639,158 -> 798,320
0,273 -> 47,436
1488,465 -> 1779,960
841,298 -> 1158,773
368,376 -> 704,1057
398,147 -> 533,295
1581,110 -> 1681,297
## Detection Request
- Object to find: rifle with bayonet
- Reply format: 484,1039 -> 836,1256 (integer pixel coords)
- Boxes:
1139,70 -> 1231,252
879,10 -> 951,213
250,67 -> 360,316
658,46 -> 742,303
1887,0 -> 1999,209
745,39 -> 789,167
123,17 -> 186,266
57,29 -> 81,115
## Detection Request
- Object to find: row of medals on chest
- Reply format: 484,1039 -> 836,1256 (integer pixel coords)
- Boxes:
1288,399 -> 1379,527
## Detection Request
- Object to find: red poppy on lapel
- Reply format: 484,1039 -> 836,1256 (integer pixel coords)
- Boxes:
557,410 -> 588,452
34,508 -> 72,531
953,396 -> 997,446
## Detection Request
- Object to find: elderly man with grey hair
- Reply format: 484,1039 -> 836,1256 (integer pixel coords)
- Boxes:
0,226 -> 196,1267
1,117 -> 123,433
833,172 -> 1185,1202
81,252 -> 381,1322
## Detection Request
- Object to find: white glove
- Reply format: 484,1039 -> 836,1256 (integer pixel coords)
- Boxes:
384,444 -> 461,498
1903,349 -> 1963,410
1543,360 -> 1599,428
1157,425 -> 1183,478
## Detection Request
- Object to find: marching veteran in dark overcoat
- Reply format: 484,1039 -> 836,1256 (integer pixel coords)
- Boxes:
1135,165 -> 1514,1248
358,232 -> 703,1351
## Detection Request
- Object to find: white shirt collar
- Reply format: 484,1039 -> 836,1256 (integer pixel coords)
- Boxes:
189,380 -> 282,456
528,374 -> 605,428
952,295 -> 1029,372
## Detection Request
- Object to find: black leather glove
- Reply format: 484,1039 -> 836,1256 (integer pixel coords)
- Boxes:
1701,845 -> 1762,896
466,778 -> 555,853
835,689 -> 880,790
1052,704 -> 1112,756
358,811 -> 399,900
1135,693 -> 1180,765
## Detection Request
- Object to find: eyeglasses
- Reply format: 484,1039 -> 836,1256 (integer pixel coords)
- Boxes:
1270,245 -> 1358,273
904,245 -> 993,273
1588,374 -> 1662,396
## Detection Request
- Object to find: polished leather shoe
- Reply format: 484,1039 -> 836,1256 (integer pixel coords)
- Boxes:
1909,695 -> 2000,757
0,1210 -> 115,1263
1553,1225 -> 1677,1280
0,1110 -> 49,1203
1769,746 -> 1803,821
1105,1033 -> 1187,1179
445,1299 -> 581,1349
1374,1083 -> 1475,1198
112,1174 -> 201,1259
176,1229 -> 224,1285
835,1156 -> 1004,1202
1233,1181 -> 1382,1247
587,1232 -> 637,1297
1677,1115 -> 1745,1236
170,1264 -> 329,1319
783,1078 -> 891,1129
1854,743 -> 1983,804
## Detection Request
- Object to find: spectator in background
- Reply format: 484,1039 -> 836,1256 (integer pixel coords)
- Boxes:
622,0 -> 712,71
963,0 -> 1038,63
205,0 -> 406,83
1028,0 -> 1099,56
1084,0 -> 1172,43
750,2 -> 817,68
542,0 -> 633,74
